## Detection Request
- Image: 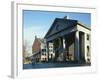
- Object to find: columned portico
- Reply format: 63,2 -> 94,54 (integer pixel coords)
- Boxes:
44,17 -> 91,64
46,31 -> 87,62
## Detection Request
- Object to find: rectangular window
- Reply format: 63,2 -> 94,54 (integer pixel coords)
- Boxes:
42,49 -> 46,52
87,34 -> 89,40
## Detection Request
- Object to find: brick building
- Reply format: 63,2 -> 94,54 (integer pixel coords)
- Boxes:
32,36 -> 48,62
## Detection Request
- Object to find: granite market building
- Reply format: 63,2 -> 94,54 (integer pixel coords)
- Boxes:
32,16 -> 91,64
44,16 -> 91,63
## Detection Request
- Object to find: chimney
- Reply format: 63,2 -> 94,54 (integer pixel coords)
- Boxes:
64,16 -> 67,19
35,35 -> 37,39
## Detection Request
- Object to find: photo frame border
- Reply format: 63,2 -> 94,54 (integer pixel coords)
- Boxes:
11,1 -> 97,78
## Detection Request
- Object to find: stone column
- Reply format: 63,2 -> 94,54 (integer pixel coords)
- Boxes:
62,36 -> 66,49
84,33 -> 87,62
75,31 -> 80,61
62,36 -> 66,61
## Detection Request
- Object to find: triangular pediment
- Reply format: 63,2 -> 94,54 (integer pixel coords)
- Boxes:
45,18 -> 77,38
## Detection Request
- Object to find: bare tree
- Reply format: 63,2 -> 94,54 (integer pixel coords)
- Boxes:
23,40 -> 30,64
